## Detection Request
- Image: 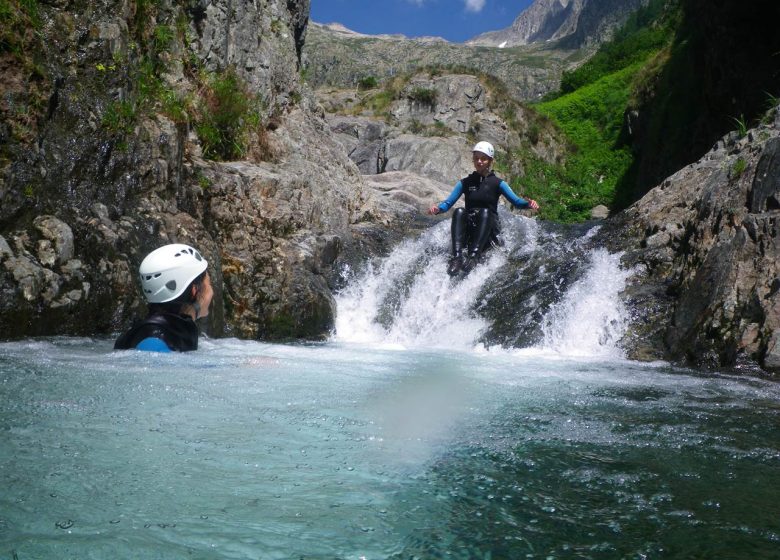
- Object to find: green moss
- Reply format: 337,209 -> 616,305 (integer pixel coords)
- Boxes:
267,312 -> 297,339
196,173 -> 212,190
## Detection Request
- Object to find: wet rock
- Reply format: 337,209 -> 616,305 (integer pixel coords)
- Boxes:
0,235 -> 13,261
33,216 -> 74,266
5,257 -> 46,302
41,268 -> 63,304
610,106 -> 780,371
764,330 -> 780,371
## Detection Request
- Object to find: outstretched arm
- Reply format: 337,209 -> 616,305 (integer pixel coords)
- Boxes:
428,181 -> 464,215
499,181 -> 539,211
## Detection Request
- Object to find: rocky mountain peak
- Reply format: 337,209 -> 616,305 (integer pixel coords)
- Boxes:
467,0 -> 647,48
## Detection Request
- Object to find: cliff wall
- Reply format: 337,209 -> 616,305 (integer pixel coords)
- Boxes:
0,0 -> 385,341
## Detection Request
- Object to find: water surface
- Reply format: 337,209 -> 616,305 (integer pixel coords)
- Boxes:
3,216 -> 779,558
2,338 -> 779,559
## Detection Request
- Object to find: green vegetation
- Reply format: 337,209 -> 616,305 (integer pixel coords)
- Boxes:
91,2 -> 270,162
195,67 -> 262,160
513,0 -> 680,222
102,100 -> 138,134
0,0 -> 49,155
730,157 -> 747,180
357,76 -> 378,91
731,115 -> 748,138
406,119 -> 452,138
513,64 -> 642,222
408,86 -> 437,106
0,0 -> 40,55
553,0 -> 679,97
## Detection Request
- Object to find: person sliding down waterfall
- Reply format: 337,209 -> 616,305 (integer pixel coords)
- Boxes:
427,141 -> 539,276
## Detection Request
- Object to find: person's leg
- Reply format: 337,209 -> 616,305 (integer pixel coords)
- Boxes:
448,208 -> 467,275
467,208 -> 495,259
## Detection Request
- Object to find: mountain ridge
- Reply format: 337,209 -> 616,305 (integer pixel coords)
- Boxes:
467,0 -> 649,48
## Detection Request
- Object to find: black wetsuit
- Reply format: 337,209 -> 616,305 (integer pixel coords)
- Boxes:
435,171 -> 532,260
114,312 -> 200,352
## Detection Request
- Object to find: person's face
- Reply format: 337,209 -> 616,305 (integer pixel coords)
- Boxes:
195,273 -> 214,318
473,151 -> 492,174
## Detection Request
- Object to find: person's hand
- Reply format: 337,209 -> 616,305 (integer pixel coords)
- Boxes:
528,199 -> 539,211
428,205 -> 440,215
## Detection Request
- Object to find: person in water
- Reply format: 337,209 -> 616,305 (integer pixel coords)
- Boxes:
114,243 -> 213,352
428,141 -> 539,275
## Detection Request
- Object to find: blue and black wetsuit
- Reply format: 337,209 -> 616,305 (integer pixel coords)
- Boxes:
435,171 -> 532,261
114,312 -> 199,352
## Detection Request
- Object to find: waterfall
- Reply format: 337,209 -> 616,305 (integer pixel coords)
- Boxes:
334,212 -> 634,358
539,248 -> 634,359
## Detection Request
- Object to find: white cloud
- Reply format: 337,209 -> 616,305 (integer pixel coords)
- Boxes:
406,0 -> 426,5
464,0 -> 486,12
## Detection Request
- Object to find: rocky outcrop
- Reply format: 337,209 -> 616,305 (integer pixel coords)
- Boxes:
320,73 -> 568,185
467,0 -> 648,48
327,113 -> 473,183
0,0 -> 391,341
303,22 -> 569,102
605,107 -> 780,371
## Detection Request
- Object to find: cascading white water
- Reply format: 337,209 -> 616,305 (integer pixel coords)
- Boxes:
539,248 -> 634,358
335,214 -> 635,357
333,221 -> 502,348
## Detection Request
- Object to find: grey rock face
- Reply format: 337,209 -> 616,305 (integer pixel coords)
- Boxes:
194,0 -> 310,108
322,73 -> 550,185
0,0 -> 381,342
33,216 -> 74,267
328,116 -> 390,174
467,0 -> 648,49
196,107 -> 373,340
607,107 -> 780,371
383,136 -> 472,186
303,22 -> 568,101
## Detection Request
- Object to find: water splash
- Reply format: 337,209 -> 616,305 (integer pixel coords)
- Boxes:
333,221 -> 507,348
539,248 -> 634,359
334,215 -> 634,357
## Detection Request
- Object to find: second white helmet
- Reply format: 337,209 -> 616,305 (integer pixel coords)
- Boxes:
139,244 -> 208,303
472,141 -> 495,159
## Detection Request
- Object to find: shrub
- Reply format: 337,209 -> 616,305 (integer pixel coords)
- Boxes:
0,0 -> 40,55
195,67 -> 261,161
102,100 -> 137,134
408,86 -> 437,107
357,76 -> 378,91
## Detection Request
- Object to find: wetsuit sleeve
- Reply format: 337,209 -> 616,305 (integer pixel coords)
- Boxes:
437,181 -> 464,212
499,181 -> 530,208
135,337 -> 174,352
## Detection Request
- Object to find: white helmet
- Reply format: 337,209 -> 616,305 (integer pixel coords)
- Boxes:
472,141 -> 495,159
139,243 -> 208,303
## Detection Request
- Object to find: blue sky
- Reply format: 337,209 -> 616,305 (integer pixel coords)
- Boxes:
310,0 -> 535,43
